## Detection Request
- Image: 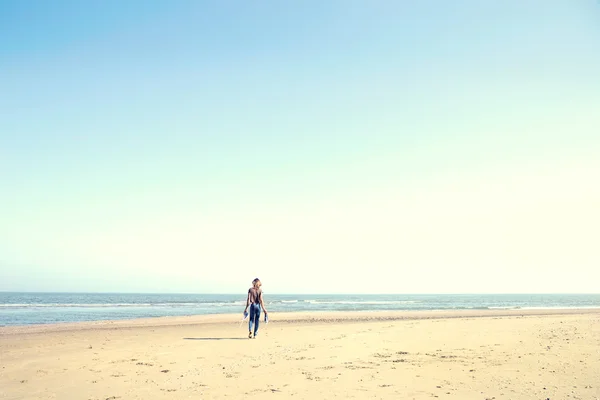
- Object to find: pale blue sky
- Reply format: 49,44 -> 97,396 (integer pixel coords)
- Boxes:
1,1 -> 599,294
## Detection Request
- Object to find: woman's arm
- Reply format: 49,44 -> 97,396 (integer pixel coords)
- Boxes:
259,291 -> 267,314
244,290 -> 250,311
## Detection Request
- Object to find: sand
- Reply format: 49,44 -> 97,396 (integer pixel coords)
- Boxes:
1,309 -> 599,399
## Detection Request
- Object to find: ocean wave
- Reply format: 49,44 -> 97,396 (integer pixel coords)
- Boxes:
0,302 -> 245,309
304,300 -> 418,305
0,299 -> 420,309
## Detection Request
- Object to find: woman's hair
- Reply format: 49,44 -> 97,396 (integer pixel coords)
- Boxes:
252,278 -> 261,287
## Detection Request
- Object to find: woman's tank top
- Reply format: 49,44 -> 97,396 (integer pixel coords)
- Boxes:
248,287 -> 261,304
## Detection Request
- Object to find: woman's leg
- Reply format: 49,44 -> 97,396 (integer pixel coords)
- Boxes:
248,304 -> 256,337
253,305 -> 261,336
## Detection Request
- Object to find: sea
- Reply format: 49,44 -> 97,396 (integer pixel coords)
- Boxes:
1,292 -> 599,327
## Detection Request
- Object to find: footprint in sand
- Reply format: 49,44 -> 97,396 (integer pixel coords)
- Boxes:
372,352 -> 392,358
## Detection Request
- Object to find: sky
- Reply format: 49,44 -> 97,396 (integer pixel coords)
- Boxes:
1,0 -> 599,294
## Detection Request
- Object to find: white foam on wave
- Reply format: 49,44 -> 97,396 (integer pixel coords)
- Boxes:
0,302 -> 246,309
0,303 -> 156,308
304,300 -> 418,305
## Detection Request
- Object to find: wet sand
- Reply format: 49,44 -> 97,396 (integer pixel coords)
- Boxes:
1,309 -> 599,399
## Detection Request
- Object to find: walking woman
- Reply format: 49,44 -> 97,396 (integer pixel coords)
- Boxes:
244,278 -> 268,338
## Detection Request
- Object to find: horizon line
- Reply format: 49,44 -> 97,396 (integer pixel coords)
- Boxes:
1,291 -> 599,296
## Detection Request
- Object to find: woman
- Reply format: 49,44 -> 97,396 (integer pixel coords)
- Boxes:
244,278 -> 268,338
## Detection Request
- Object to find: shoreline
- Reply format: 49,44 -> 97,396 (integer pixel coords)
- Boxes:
2,307 -> 599,335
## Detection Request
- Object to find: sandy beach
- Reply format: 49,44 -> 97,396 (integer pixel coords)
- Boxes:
1,309 -> 599,400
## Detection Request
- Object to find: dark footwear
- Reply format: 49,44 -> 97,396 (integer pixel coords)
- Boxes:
248,332 -> 253,338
